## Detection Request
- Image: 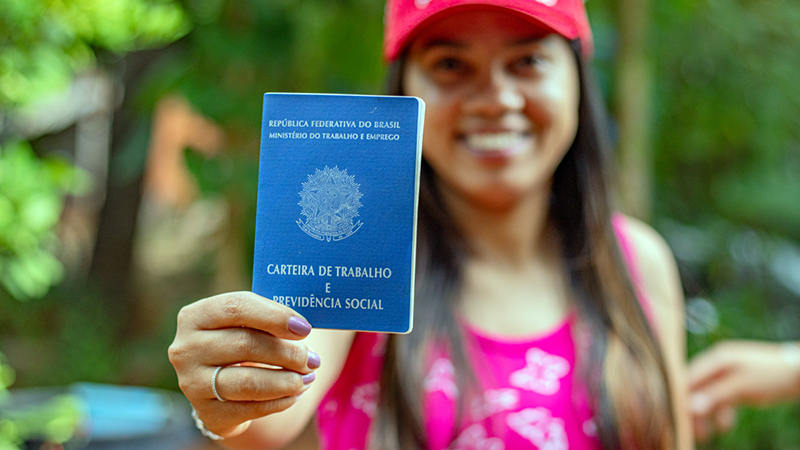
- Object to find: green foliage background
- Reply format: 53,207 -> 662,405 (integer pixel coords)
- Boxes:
1,0 -> 798,448
648,1 -> 800,447
0,0 -> 188,447
0,142 -> 88,447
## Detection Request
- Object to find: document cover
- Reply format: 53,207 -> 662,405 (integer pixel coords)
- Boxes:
252,93 -> 425,333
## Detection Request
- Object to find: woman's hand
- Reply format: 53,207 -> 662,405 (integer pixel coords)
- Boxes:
168,291 -> 321,439
688,340 -> 800,442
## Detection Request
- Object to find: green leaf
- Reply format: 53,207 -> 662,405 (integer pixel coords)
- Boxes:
19,194 -> 61,232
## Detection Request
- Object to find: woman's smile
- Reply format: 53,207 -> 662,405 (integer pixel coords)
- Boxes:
456,130 -> 533,170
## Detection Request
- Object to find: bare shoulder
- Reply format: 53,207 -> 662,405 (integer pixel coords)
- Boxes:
617,215 -> 694,449
616,214 -> 685,336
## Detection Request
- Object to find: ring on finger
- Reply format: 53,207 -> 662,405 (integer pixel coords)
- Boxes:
212,366 -> 227,402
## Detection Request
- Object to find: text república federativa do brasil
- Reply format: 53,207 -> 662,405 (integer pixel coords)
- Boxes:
267,119 -> 402,141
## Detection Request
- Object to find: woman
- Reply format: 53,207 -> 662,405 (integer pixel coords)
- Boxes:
169,1 -> 692,448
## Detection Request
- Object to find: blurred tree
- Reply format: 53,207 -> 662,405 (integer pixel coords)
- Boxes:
0,2 -> 190,446
652,0 -> 800,240
0,142 -> 90,450
0,0 -> 192,341
142,0 -> 388,286
0,142 -> 88,299
614,0 -> 654,220
0,0 -> 189,108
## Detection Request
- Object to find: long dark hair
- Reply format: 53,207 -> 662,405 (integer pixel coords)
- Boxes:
371,40 -> 676,450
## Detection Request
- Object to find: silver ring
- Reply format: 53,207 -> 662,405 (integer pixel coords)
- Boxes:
212,366 -> 227,402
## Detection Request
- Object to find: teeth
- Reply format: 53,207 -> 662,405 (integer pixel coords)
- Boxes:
465,132 -> 524,151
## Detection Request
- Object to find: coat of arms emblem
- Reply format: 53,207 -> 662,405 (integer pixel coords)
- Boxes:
297,166 -> 363,242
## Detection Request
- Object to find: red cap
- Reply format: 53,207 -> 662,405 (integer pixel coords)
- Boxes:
384,0 -> 593,61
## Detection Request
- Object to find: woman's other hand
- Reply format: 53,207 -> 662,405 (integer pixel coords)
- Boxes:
688,340 -> 800,441
168,291 -> 320,440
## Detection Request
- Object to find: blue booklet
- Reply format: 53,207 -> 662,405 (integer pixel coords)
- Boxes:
252,93 -> 425,333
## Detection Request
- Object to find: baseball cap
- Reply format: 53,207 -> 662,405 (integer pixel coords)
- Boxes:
383,0 -> 594,61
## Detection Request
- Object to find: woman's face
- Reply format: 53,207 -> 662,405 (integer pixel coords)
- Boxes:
403,8 -> 580,210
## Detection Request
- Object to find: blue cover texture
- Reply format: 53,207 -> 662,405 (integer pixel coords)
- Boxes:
253,93 -> 424,333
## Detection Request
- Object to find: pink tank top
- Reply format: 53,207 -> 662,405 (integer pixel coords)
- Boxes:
316,215 -> 650,449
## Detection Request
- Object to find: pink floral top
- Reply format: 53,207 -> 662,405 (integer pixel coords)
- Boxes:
316,215 -> 650,450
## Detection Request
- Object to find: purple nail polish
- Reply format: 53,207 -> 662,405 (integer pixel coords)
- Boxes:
288,316 -> 312,336
303,372 -> 316,385
307,351 -> 321,370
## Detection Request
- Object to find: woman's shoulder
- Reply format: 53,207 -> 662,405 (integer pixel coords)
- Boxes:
610,216 -> 693,449
612,213 -> 684,338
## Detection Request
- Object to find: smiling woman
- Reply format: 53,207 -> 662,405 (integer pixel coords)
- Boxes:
168,1 -> 692,449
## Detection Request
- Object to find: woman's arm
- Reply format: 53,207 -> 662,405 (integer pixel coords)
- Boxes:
622,216 -> 694,450
168,291 -> 355,449
688,339 -> 800,441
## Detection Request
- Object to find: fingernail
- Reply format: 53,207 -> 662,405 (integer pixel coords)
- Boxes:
303,372 -> 316,385
288,316 -> 312,336
308,351 -> 321,370
691,394 -> 711,413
